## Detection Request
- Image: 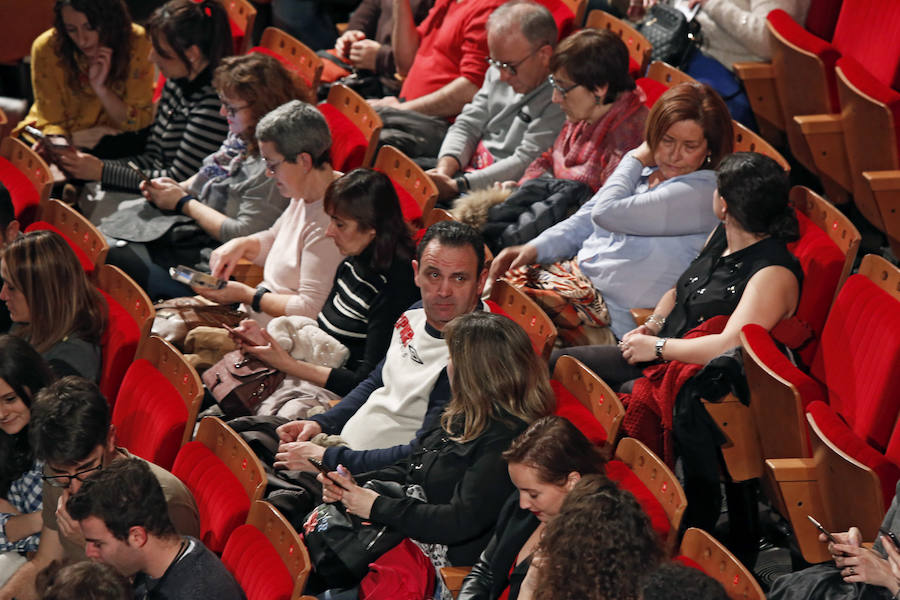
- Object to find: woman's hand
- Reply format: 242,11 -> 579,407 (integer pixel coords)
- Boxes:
881,535 -> 900,595
632,141 -> 655,168
88,47 -> 113,92
495,180 -> 518,191
141,177 -> 188,211
56,148 -> 103,181
192,280 -> 253,305
242,328 -> 298,372
619,332 -> 659,364
209,237 -> 251,279
318,466 -> 379,519
276,419 -> 323,443
833,543 -> 898,589
487,244 -> 538,283
274,440 -> 325,471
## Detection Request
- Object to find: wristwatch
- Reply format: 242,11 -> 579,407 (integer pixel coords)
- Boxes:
251,286 -> 271,313
655,338 -> 669,361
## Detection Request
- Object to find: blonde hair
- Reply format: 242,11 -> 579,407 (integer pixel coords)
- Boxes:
1,231 -> 107,353
441,312 -> 555,442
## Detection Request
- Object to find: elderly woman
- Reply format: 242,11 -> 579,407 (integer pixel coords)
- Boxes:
514,28 -> 648,193
104,52 -> 309,300
194,100 -> 343,326
490,82 -> 732,343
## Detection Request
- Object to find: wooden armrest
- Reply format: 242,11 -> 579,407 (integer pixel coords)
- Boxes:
440,566 -> 472,598
863,170 -> 900,191
765,458 -> 816,481
794,113 -> 842,134
863,170 -> 900,259
732,61 -> 774,80
630,308 -> 653,326
794,114 -> 851,192
733,60 -> 783,140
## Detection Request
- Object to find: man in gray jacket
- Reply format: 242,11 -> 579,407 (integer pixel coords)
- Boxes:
427,0 -> 566,201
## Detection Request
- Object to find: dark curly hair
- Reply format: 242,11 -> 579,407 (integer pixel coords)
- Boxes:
534,474 -> 663,600
53,0 -> 134,92
640,562 -> 729,600
146,0 -> 232,76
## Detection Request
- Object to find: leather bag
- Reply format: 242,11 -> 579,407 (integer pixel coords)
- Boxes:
201,350 -> 286,418
638,3 -> 701,68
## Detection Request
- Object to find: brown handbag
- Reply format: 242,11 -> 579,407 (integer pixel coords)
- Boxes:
201,350 -> 286,419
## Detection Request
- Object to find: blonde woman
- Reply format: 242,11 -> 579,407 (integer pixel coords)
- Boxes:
0,231 -> 107,380
315,311 -> 556,594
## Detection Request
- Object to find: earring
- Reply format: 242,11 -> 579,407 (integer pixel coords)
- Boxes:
705,154 -> 712,166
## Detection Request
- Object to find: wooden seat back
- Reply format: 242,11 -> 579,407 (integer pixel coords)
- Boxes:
323,83 -> 382,169
97,263 -> 155,351
552,355 -> 624,453
0,136 -> 52,224
678,528 -> 766,600
645,60 -> 697,87
223,0 -> 257,53
733,120 -> 791,172
489,280 -> 557,361
585,10 -> 652,76
259,27 -> 323,90
38,198 -> 109,275
373,145 -> 438,226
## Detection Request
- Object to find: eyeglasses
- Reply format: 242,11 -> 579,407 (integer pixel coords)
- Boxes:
486,47 -> 541,77
219,97 -> 250,117
43,462 -> 103,488
547,74 -> 580,97
263,157 -> 285,174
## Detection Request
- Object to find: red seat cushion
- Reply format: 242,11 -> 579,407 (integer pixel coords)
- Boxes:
222,524 -> 295,600
636,77 -> 669,108
674,555 -> 706,572
391,179 -> 423,223
605,459 -> 670,541
25,221 -> 95,274
0,157 -> 41,227
96,288 -> 140,403
172,441 -> 252,553
767,9 -> 840,112
830,0 -> 900,90
534,0 -> 576,39
837,56 -> 900,153
808,400 -> 900,509
112,359 -> 187,471
317,102 -> 368,173
803,0 -> 843,41
551,380 -> 607,445
229,18 -> 245,54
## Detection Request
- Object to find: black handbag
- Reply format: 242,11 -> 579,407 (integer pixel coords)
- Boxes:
638,3 -> 702,68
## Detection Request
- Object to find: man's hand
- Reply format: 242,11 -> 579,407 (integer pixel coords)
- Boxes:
349,39 -> 381,71
56,491 -> 84,548
368,96 -> 403,109
273,441 -> 325,471
336,30 -> 365,58
275,420 -> 323,443
427,170 -> 459,200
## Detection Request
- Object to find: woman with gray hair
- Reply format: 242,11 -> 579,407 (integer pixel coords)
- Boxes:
194,100 -> 343,325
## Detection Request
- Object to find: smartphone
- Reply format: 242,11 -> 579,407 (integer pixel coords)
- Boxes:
879,527 -> 900,550
23,125 -> 45,141
308,457 -> 349,490
127,160 -> 152,185
223,324 -> 263,347
168,265 -> 226,289
807,515 -> 837,543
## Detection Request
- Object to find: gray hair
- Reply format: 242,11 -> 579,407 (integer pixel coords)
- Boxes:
487,0 -> 557,49
255,100 -> 332,167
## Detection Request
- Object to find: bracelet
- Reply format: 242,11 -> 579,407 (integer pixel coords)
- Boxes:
251,286 -> 271,313
655,337 -> 669,361
646,313 -> 667,332
175,194 -> 195,215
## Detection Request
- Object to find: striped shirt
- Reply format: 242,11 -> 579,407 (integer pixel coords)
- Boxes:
101,69 -> 228,191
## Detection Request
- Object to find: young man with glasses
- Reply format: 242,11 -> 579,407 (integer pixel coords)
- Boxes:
427,0 -> 565,202
0,377 -> 199,600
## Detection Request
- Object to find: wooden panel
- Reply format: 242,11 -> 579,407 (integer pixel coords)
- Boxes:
679,528 -> 765,600
259,27 -> 324,90
325,84 -> 383,168
552,355 -> 624,453
196,416 -> 267,502
246,501 -> 311,599
489,280 -> 557,361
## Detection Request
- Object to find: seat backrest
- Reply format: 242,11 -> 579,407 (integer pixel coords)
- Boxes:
732,121 -> 790,172
222,501 -> 311,600
536,0 -> 584,39
552,355 -> 624,450
112,336 -> 202,470
26,199 -> 109,275
645,60 -> 697,88
258,27 -> 323,90
373,145 -> 438,226
830,0 -> 900,91
424,207 -> 455,228
611,437 -> 686,554
223,0 -> 256,53
96,264 -> 155,401
172,417 -> 267,553
489,280 -> 557,361
804,0 -> 843,41
0,137 -> 51,226
678,528 -> 765,600
810,255 -> 900,451
585,10 -> 651,78
320,84 -> 382,171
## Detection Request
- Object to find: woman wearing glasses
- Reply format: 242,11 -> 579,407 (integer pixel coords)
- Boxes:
0,337 -> 54,586
104,52 -> 310,300
514,28 -> 648,193
193,100 -> 344,326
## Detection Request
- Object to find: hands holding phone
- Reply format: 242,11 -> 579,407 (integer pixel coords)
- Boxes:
822,524 -> 900,593
317,464 -> 379,519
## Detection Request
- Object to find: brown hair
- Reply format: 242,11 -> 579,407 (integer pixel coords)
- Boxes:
502,415 -> 606,485
53,0 -> 134,92
1,231 -> 107,353
645,82 -> 734,169
549,29 -> 635,104
212,53 -> 312,154
441,312 -> 555,442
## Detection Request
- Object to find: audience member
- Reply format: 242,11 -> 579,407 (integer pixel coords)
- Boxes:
247,221 -> 496,476
427,0 -> 564,200
0,231 -> 107,380
639,562 -> 729,600
315,311 -> 555,596
768,482 -> 900,600
16,0 -> 154,143
230,168 -> 420,416
458,416 -> 606,600
192,100 -> 344,326
0,184 -> 21,334
489,82 -> 732,343
0,338 -> 55,587
516,28 -> 648,193
103,52 -> 308,300
59,0 -> 231,197
0,377 -> 199,600
522,474 -> 663,600
36,560 -> 132,600
67,459 -> 244,600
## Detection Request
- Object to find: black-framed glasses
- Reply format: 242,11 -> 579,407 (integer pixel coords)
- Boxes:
486,47 -> 540,77
43,462 -> 103,488
547,74 -> 580,97
263,157 -> 285,174
218,97 -> 250,117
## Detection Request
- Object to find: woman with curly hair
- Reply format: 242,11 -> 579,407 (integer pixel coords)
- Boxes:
0,336 -> 55,586
521,473 -> 663,600
17,0 -> 155,140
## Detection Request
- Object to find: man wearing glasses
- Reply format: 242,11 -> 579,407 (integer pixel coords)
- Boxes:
427,0 -> 565,202
0,377 -> 199,600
